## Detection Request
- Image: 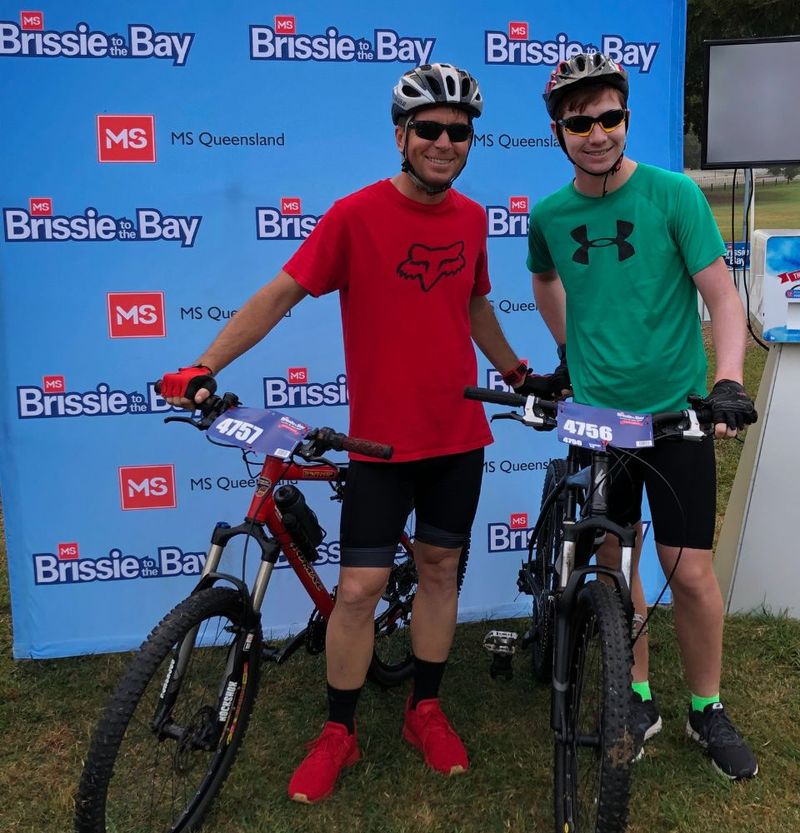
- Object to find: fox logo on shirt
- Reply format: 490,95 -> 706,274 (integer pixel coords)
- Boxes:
396,241 -> 465,292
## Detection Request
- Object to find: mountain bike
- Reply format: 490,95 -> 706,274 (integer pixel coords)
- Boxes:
75,385 -> 468,833
465,386 -> 712,833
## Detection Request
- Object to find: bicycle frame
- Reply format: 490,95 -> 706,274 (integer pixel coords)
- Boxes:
185,453 -> 414,662
523,445 -> 637,736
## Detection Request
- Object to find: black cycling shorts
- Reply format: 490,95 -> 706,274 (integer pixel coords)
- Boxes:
339,448 -> 484,568
588,436 -> 716,550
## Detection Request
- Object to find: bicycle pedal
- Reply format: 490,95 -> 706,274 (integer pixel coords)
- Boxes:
482,629 -> 518,656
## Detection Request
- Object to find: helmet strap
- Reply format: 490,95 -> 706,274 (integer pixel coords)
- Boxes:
555,123 -> 626,198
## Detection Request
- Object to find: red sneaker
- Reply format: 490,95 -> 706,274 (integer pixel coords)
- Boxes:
287,722 -> 361,803
402,696 -> 469,775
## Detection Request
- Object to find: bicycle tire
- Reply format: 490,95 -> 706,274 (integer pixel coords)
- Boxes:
553,579 -> 633,833
531,458 -> 567,684
75,587 -> 262,833
367,543 -> 469,687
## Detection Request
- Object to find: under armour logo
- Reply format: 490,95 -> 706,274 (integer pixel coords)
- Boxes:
397,241 -> 466,292
571,221 -> 635,264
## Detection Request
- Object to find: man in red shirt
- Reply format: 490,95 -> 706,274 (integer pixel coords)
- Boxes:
161,62 -> 548,803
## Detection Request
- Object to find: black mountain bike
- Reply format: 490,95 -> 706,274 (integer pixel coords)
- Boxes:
75,386 -> 468,833
465,386 -> 712,833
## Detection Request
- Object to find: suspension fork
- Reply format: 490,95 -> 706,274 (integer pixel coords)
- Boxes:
152,522 -> 278,733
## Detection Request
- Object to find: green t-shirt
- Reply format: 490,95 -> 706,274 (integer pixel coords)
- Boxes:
527,163 -> 726,413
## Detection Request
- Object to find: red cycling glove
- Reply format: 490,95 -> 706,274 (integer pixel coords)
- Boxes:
159,365 -> 215,400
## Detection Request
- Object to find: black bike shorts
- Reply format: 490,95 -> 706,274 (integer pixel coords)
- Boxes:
339,448 -> 484,568
591,436 -> 716,550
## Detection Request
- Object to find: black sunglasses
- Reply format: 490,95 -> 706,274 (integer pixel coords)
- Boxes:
558,108 -> 627,137
408,120 -> 473,143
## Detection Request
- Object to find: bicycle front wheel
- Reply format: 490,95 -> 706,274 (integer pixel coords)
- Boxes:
75,587 -> 261,833
554,579 -> 633,833
531,458 -> 566,684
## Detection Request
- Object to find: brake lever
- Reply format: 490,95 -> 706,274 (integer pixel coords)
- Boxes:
164,414 -> 204,428
490,412 -> 525,423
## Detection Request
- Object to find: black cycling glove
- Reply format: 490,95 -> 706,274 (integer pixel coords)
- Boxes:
504,344 -> 571,400
704,379 -> 757,430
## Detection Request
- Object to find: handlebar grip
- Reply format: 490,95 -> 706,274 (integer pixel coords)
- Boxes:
464,386 -> 527,407
154,375 -> 217,399
339,435 -> 393,460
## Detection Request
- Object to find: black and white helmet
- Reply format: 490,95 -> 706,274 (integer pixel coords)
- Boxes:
391,63 -> 483,124
543,52 -> 628,119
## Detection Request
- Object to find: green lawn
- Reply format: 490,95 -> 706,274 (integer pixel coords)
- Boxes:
2,341 -> 799,833
704,179 -> 800,243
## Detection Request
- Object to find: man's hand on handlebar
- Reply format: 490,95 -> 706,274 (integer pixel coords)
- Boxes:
704,379 -> 758,439
159,365 -> 217,409
503,344 -> 571,401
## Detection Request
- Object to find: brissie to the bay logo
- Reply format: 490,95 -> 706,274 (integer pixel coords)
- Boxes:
250,15 -> 434,63
0,13 -> 194,65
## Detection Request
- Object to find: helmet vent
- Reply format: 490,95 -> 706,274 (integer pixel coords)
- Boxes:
426,75 -> 442,95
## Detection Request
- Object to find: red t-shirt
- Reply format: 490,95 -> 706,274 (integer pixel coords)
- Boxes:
283,179 -> 492,462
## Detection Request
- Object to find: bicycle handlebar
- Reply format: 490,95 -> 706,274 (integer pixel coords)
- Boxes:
307,428 -> 393,460
464,386 -> 715,440
154,380 -> 393,460
464,386 -> 527,408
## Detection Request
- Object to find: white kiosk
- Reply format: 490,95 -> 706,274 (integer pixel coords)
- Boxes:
716,231 -> 800,616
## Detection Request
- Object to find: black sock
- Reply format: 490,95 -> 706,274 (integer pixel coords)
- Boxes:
326,684 -> 361,733
411,657 -> 447,707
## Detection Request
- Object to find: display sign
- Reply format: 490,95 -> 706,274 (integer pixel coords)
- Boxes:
0,1 -> 685,657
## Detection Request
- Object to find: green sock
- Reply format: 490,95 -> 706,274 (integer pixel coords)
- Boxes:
691,692 -> 720,712
632,680 -> 652,701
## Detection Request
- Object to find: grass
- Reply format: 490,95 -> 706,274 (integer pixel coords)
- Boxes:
2,341 -> 799,833
703,179 -> 800,243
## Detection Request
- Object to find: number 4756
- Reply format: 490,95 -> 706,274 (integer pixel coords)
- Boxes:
562,419 -> 613,442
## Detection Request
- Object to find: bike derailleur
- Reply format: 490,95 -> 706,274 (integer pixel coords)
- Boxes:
482,630 -> 518,681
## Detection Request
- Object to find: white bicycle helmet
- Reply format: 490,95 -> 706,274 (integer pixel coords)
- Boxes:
391,63 -> 483,124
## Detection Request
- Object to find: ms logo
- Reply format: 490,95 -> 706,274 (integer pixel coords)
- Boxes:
397,241 -> 465,292
571,221 -> 635,265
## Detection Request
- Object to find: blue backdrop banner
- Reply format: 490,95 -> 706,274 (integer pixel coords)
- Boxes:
0,1 -> 685,657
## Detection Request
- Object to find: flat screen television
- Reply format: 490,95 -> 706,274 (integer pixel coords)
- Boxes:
702,36 -> 800,169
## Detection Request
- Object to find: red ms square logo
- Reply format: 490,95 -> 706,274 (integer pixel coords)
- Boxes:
29,197 -> 52,216
119,465 -> 177,511
43,375 -> 65,392
288,367 -> 307,383
509,196 -> 529,214
510,512 -> 529,529
58,542 -> 79,561
275,15 -> 296,34
107,291 -> 166,338
509,21 -> 528,40
20,11 -> 43,30
281,197 -> 301,215
97,115 -> 156,163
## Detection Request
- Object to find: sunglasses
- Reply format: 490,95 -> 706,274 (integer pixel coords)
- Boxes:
408,120 -> 473,143
558,108 -> 627,137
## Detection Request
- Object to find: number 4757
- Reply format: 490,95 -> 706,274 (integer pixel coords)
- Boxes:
562,419 -> 613,442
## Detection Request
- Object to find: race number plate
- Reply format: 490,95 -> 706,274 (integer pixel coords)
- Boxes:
557,402 -> 653,450
208,406 -> 309,456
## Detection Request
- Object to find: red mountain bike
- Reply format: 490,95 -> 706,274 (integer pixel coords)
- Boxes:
75,385 -> 468,833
